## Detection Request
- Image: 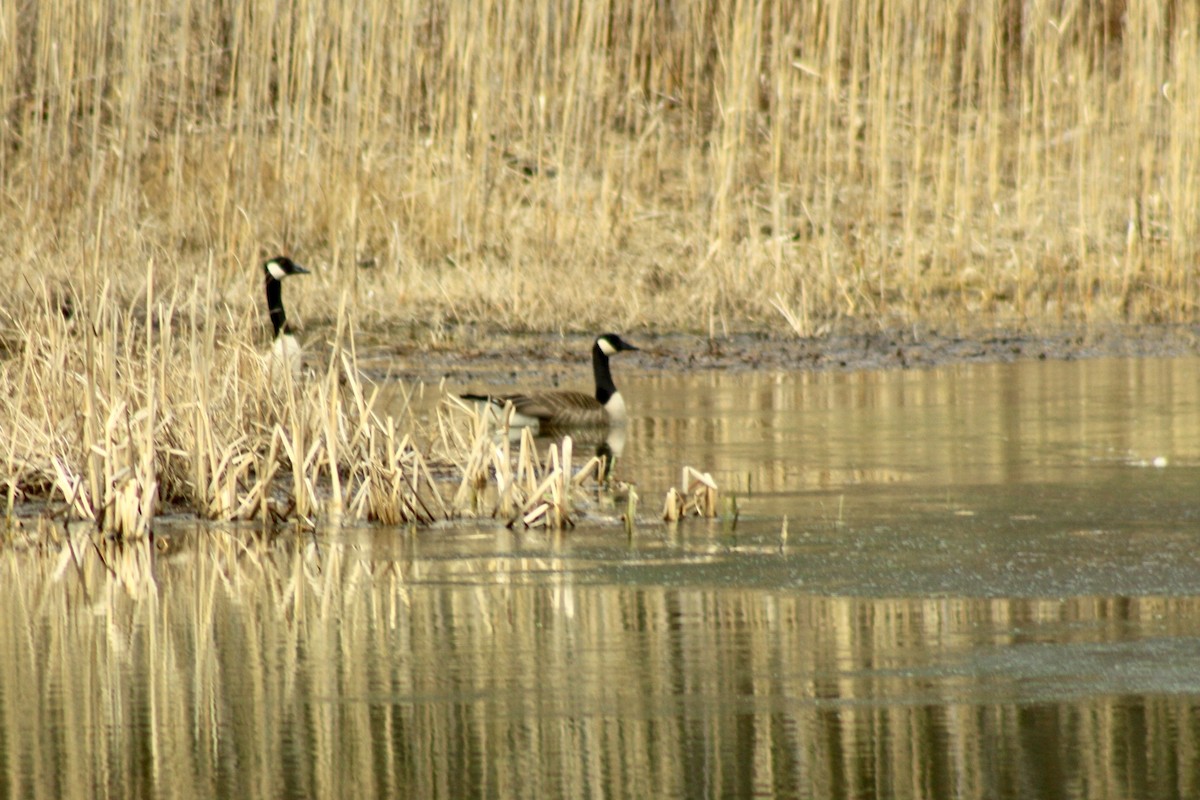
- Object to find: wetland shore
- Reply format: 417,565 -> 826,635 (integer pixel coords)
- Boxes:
359,322 -> 1200,385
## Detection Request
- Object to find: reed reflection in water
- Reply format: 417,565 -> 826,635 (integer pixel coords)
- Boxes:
619,356 -> 1200,521
4,527 -> 1200,800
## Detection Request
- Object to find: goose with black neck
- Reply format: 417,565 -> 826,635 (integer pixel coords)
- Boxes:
461,333 -> 640,431
263,255 -> 310,377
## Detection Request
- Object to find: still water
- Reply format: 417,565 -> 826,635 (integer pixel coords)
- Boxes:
4,357 -> 1200,799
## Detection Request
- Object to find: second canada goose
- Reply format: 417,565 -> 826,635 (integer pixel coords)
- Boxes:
462,333 -> 640,430
263,255 -> 309,376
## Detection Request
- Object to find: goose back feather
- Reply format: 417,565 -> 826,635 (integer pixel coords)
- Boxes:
462,333 -> 638,430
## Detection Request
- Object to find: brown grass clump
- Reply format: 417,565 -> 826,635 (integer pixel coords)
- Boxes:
2,1 -> 1199,337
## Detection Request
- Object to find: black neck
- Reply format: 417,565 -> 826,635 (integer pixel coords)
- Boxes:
592,341 -> 617,404
265,276 -> 288,337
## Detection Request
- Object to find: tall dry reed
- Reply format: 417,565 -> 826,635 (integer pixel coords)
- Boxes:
1,1 -> 1197,336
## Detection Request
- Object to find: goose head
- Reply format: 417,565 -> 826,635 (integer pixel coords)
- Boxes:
264,256 -> 310,282
595,333 -> 639,357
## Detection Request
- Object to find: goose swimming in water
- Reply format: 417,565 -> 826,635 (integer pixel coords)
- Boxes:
462,333 -> 639,430
263,255 -> 309,377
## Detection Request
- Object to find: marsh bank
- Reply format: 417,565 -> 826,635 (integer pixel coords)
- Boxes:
352,322 -> 1200,384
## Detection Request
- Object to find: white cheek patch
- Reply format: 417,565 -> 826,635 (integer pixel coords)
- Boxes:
267,261 -> 288,281
598,337 -> 617,356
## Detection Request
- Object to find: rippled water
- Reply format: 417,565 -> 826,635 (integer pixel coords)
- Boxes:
4,357 -> 1200,799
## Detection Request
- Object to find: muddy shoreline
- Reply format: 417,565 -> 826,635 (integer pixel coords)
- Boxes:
361,323 -> 1200,383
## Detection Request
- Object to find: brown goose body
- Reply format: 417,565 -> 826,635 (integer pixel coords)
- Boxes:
482,389 -> 619,429
462,334 -> 638,430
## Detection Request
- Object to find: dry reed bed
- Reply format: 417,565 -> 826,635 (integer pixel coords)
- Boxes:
0,264 -> 645,537
3,2 -> 1200,336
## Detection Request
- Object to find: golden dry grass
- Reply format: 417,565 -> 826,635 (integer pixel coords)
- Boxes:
3,1 -> 1199,530
3,0 -> 1198,334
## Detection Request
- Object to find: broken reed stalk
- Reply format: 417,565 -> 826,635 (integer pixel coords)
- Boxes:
663,466 -> 719,522
437,399 -> 621,529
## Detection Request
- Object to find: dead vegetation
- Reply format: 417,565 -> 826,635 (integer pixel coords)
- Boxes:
0,264 -> 637,536
662,467 -> 720,522
2,0 -> 1194,534
2,1 -> 1198,336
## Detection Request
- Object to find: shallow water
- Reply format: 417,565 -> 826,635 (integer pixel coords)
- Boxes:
617,356 -> 1200,597
5,357 -> 1200,799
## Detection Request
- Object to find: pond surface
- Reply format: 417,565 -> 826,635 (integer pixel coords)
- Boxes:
5,357 -> 1200,799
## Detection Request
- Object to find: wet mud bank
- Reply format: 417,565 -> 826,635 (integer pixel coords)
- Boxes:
366,323 -> 1200,383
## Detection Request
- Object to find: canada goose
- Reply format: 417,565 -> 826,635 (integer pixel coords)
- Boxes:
263,255 -> 309,376
462,333 -> 639,430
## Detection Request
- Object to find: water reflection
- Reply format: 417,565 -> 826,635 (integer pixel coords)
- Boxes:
4,526 -> 1200,800
619,357 -> 1200,519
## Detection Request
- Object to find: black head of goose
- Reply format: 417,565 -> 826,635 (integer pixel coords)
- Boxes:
263,256 -> 310,375
462,333 -> 639,430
